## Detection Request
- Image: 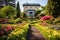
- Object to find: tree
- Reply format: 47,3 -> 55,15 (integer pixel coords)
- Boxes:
23,13 -> 27,18
1,5 -> 16,18
35,10 -> 41,17
16,2 -> 21,18
45,0 -> 60,18
40,6 -> 45,11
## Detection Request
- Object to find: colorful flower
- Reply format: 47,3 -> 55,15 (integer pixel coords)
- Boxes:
6,25 -> 12,30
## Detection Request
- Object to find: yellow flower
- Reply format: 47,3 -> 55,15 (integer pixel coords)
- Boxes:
48,35 -> 52,37
53,31 -> 58,35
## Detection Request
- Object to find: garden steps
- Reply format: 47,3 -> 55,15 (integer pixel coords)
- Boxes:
26,26 -> 46,40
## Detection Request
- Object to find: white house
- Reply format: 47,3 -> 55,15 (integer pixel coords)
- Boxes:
23,3 -> 40,18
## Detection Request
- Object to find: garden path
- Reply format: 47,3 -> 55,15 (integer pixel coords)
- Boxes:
26,25 -> 46,40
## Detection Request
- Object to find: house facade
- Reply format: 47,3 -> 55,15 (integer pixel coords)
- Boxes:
0,0 -> 16,8
23,3 -> 40,18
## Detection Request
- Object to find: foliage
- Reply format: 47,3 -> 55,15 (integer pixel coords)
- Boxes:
40,15 -> 51,21
0,10 -> 6,18
0,24 -> 15,36
53,16 -> 60,24
40,15 -> 53,24
1,5 -> 16,19
0,18 -> 8,24
8,19 -> 15,24
45,0 -> 60,18
16,2 -> 21,18
35,10 -> 41,17
35,24 -> 60,40
15,18 -> 22,23
38,13 -> 46,17
40,6 -> 45,11
0,23 -> 29,40
8,24 -> 29,40
23,13 -> 27,18
46,20 -> 52,24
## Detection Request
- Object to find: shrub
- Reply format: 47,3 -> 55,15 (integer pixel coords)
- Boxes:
40,15 -> 51,21
8,19 -> 15,24
0,18 -> 8,24
15,18 -> 22,23
8,24 -> 29,40
0,25 -> 15,36
0,10 -> 6,18
1,5 -> 17,19
53,17 -> 60,24
35,24 -> 60,40
46,20 -> 52,24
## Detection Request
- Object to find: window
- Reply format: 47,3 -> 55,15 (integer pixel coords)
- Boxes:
30,6 -> 32,8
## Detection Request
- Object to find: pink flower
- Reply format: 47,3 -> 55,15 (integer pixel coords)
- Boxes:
6,25 -> 12,30
41,15 -> 51,21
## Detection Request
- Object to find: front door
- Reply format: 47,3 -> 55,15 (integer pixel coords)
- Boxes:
29,12 -> 33,17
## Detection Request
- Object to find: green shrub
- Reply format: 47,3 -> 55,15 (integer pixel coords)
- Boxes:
7,24 -> 29,40
54,17 -> 60,24
46,20 -> 52,24
8,19 -> 15,24
15,18 -> 22,23
0,10 -> 6,18
1,5 -> 17,19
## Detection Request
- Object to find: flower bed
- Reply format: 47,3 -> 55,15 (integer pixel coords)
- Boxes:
35,24 -> 60,40
8,23 -> 29,40
0,23 -> 29,40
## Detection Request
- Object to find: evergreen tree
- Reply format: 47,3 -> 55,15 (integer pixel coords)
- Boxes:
16,2 -> 21,18
23,13 -> 26,18
45,0 -> 60,18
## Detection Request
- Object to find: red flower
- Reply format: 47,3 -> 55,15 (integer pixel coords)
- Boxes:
6,25 -> 12,30
41,15 -> 51,21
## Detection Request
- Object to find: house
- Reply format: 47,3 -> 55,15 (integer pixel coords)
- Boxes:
0,0 -> 16,8
23,3 -> 40,18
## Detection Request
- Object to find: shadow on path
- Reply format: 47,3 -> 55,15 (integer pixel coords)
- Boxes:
26,25 -> 46,40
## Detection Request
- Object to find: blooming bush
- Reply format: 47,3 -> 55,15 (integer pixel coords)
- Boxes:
40,15 -> 51,21
0,24 -> 15,36
0,18 -> 8,24
40,15 -> 53,25
7,23 -> 29,40
35,24 -> 60,40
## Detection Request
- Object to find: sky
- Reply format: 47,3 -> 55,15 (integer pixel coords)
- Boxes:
16,0 -> 48,12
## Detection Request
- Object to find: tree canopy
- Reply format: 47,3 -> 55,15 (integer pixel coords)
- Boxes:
1,5 -> 17,18
16,2 -> 21,18
45,0 -> 60,18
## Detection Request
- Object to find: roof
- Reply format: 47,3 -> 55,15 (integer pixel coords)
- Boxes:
27,9 -> 35,11
23,3 -> 40,6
